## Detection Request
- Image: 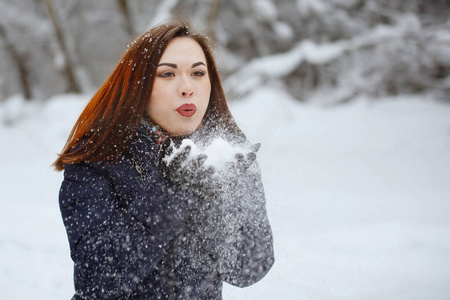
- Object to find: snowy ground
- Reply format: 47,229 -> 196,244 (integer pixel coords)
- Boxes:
1,87 -> 449,299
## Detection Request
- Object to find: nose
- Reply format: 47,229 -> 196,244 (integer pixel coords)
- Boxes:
179,76 -> 194,98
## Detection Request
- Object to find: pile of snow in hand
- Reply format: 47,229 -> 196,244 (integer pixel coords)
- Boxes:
164,138 -> 254,175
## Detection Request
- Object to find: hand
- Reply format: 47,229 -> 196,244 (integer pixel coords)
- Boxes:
158,138 -> 216,197
234,143 -> 261,173
158,138 -> 261,197
218,143 -> 261,185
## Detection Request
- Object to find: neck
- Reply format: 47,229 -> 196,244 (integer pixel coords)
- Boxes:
139,115 -> 189,145
142,114 -> 204,139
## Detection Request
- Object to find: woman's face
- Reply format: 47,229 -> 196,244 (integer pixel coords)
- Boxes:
147,37 -> 211,136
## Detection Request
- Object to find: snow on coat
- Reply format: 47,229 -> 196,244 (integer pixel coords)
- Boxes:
59,123 -> 274,299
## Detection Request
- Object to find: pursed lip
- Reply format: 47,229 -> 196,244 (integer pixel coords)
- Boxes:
176,103 -> 197,117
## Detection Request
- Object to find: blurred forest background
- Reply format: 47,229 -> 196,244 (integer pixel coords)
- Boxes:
0,0 -> 449,104
1,2 -> 450,298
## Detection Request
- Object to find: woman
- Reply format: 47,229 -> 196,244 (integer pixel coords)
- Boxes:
54,20 -> 274,299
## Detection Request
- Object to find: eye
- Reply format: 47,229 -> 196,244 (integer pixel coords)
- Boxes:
157,71 -> 175,78
192,70 -> 206,77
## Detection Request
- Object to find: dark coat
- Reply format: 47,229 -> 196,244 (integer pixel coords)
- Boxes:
59,126 -> 274,299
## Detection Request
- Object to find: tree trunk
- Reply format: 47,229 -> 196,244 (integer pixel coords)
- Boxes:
0,23 -> 32,100
117,0 -> 135,37
41,0 -> 82,93
206,0 -> 221,40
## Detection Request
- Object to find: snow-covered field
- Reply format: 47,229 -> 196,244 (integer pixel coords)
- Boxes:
1,87 -> 449,299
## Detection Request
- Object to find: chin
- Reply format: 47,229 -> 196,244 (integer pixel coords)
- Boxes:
171,125 -> 197,136
168,118 -> 203,136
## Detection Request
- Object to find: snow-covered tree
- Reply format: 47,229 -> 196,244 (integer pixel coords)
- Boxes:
0,0 -> 448,102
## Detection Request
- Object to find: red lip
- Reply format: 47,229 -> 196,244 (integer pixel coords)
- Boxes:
176,103 -> 197,117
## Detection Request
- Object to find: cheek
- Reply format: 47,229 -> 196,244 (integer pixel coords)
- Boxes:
147,95 -> 156,112
147,96 -> 163,120
148,87 -> 168,112
202,82 -> 212,105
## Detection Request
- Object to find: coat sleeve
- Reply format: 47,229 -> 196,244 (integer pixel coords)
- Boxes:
59,160 -> 189,299
197,161 -> 275,287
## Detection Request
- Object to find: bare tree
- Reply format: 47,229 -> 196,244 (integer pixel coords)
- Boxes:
0,23 -> 32,100
206,0 -> 221,40
117,0 -> 135,37
0,0 -> 448,102
41,0 -> 81,93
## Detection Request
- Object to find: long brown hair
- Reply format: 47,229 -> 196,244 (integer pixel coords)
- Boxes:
53,20 -> 240,171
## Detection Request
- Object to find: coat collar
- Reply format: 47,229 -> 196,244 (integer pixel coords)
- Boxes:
126,135 -> 159,181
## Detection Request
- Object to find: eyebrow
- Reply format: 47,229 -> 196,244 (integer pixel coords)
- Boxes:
157,62 -> 206,69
